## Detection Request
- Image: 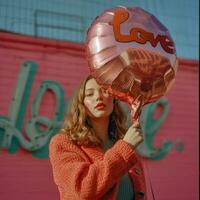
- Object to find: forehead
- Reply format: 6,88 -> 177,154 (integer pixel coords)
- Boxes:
85,78 -> 100,90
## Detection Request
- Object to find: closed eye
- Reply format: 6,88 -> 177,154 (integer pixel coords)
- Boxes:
85,93 -> 93,96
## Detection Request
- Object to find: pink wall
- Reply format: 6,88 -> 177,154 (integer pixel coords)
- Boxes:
143,59 -> 199,200
0,32 -> 199,200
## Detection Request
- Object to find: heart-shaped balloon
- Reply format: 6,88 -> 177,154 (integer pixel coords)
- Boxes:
85,6 -> 178,123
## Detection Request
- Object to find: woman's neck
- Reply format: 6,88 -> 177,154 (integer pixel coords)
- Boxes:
90,116 -> 110,143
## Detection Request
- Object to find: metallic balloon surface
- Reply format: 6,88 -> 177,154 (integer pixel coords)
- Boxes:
85,6 -> 178,122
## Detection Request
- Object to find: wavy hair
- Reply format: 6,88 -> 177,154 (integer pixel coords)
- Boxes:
60,75 -> 128,147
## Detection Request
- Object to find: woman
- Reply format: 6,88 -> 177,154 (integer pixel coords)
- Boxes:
49,75 -> 147,200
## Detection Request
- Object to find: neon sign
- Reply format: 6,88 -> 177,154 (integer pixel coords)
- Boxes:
0,61 -> 180,159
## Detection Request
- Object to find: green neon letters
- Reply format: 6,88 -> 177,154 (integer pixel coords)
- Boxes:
0,61 -> 65,158
0,61 -> 179,159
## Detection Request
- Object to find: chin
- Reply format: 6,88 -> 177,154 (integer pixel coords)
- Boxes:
93,111 -> 111,118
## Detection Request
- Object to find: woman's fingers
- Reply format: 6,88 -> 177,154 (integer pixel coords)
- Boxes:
131,118 -> 141,129
123,124 -> 144,148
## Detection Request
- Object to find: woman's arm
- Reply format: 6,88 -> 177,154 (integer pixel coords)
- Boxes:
49,134 -> 138,199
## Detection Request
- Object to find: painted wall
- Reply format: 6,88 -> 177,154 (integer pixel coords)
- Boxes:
0,32 -> 199,200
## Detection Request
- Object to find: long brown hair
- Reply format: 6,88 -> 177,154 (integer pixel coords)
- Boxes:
60,75 -> 128,147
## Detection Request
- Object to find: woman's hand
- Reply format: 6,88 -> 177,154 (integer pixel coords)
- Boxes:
123,119 -> 143,148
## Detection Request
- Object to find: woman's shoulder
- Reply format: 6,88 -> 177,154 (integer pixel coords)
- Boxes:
50,131 -> 68,143
49,132 -> 90,161
49,131 -> 76,150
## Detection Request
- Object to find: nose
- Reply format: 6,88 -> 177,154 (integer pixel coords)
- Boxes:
95,90 -> 103,101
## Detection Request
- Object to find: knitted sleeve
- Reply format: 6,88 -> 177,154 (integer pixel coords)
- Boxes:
49,133 -> 138,199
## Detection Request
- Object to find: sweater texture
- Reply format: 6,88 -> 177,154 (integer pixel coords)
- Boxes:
49,133 -> 147,200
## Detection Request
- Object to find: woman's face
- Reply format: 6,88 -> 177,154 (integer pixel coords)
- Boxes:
83,78 -> 114,119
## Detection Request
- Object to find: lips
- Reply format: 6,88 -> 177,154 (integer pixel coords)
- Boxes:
95,102 -> 106,109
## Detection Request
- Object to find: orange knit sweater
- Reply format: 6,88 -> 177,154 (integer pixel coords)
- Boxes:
49,133 -> 147,200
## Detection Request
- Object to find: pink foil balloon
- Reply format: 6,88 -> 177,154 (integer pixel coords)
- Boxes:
85,6 -> 178,123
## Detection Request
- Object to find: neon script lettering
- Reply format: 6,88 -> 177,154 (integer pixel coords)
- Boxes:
113,8 -> 175,54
